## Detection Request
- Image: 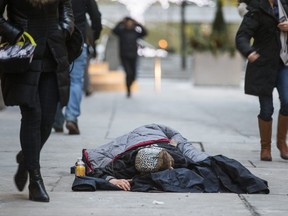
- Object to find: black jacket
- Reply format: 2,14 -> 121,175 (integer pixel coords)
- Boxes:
0,0 -> 74,106
113,18 -> 147,58
71,0 -> 102,42
235,0 -> 288,96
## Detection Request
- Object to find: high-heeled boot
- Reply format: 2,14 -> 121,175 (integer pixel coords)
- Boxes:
14,151 -> 28,191
28,169 -> 50,202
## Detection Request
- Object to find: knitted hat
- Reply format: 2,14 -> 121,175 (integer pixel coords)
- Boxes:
135,146 -> 174,173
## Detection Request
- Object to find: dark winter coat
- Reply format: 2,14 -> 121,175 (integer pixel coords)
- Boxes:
0,0 -> 74,106
113,18 -> 147,58
235,0 -> 288,96
71,0 -> 102,42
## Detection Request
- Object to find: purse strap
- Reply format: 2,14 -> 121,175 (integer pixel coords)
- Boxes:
19,32 -> 36,46
0,31 -> 36,47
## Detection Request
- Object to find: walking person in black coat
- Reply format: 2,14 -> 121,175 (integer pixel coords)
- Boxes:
0,0 -> 74,202
236,0 -> 288,161
53,0 -> 102,135
113,17 -> 147,98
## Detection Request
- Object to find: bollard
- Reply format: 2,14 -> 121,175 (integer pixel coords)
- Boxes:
154,57 -> 161,92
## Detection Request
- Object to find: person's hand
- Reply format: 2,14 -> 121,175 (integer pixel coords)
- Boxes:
247,51 -> 260,63
109,179 -> 131,191
278,20 -> 288,31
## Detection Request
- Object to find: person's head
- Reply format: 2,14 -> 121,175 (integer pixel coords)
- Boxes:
135,146 -> 174,173
123,16 -> 135,29
156,149 -> 174,170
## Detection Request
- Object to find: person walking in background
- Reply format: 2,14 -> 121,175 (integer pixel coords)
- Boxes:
113,17 -> 147,98
53,0 -> 102,135
84,20 -> 98,97
236,0 -> 288,161
0,0 -> 74,202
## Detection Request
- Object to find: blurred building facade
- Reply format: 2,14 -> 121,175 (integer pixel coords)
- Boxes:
98,2 -> 241,24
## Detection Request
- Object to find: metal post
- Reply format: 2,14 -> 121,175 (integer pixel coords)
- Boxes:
180,0 -> 187,70
154,57 -> 162,92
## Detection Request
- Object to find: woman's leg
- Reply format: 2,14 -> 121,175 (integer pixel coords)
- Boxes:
20,99 -> 42,171
19,72 -> 58,202
19,72 -> 59,170
276,65 -> 288,159
130,57 -> 137,85
258,95 -> 274,161
277,65 -> 288,116
38,72 -> 59,147
121,56 -> 133,97
258,96 -> 274,121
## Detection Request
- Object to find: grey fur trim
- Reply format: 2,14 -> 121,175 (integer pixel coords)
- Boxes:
238,2 -> 248,17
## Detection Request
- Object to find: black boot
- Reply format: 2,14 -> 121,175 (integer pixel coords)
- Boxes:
28,169 -> 50,202
14,151 -> 28,191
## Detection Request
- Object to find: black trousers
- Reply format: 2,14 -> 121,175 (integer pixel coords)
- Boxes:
120,56 -> 137,93
19,72 -> 59,171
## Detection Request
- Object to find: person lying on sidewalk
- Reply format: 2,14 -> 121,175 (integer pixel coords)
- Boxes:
80,124 -> 269,193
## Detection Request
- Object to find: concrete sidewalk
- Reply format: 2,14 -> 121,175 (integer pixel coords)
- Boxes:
0,79 -> 287,216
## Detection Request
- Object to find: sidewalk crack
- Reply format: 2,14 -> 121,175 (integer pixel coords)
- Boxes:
105,95 -> 118,139
238,194 -> 261,216
50,176 -> 62,192
248,160 -> 256,168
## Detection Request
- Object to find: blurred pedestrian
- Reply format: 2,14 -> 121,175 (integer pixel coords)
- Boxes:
0,73 -> 4,111
236,0 -> 288,161
0,0 -> 74,202
53,0 -> 102,135
112,17 -> 147,98
84,20 -> 99,97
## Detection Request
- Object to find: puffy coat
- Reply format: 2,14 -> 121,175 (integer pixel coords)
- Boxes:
84,124 -> 209,169
0,0 -> 74,106
235,0 -> 288,96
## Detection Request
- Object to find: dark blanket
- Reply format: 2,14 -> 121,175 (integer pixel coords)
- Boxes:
86,144 -> 269,194
131,156 -> 269,194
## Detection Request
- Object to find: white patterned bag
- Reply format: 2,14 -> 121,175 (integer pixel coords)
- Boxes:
0,32 -> 36,73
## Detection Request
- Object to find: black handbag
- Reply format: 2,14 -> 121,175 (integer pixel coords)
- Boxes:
66,26 -> 84,64
0,32 -> 36,73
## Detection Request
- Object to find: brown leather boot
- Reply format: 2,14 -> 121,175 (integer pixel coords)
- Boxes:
276,113 -> 288,160
258,118 -> 272,161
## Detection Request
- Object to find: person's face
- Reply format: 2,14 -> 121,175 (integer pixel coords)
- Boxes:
125,20 -> 134,29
